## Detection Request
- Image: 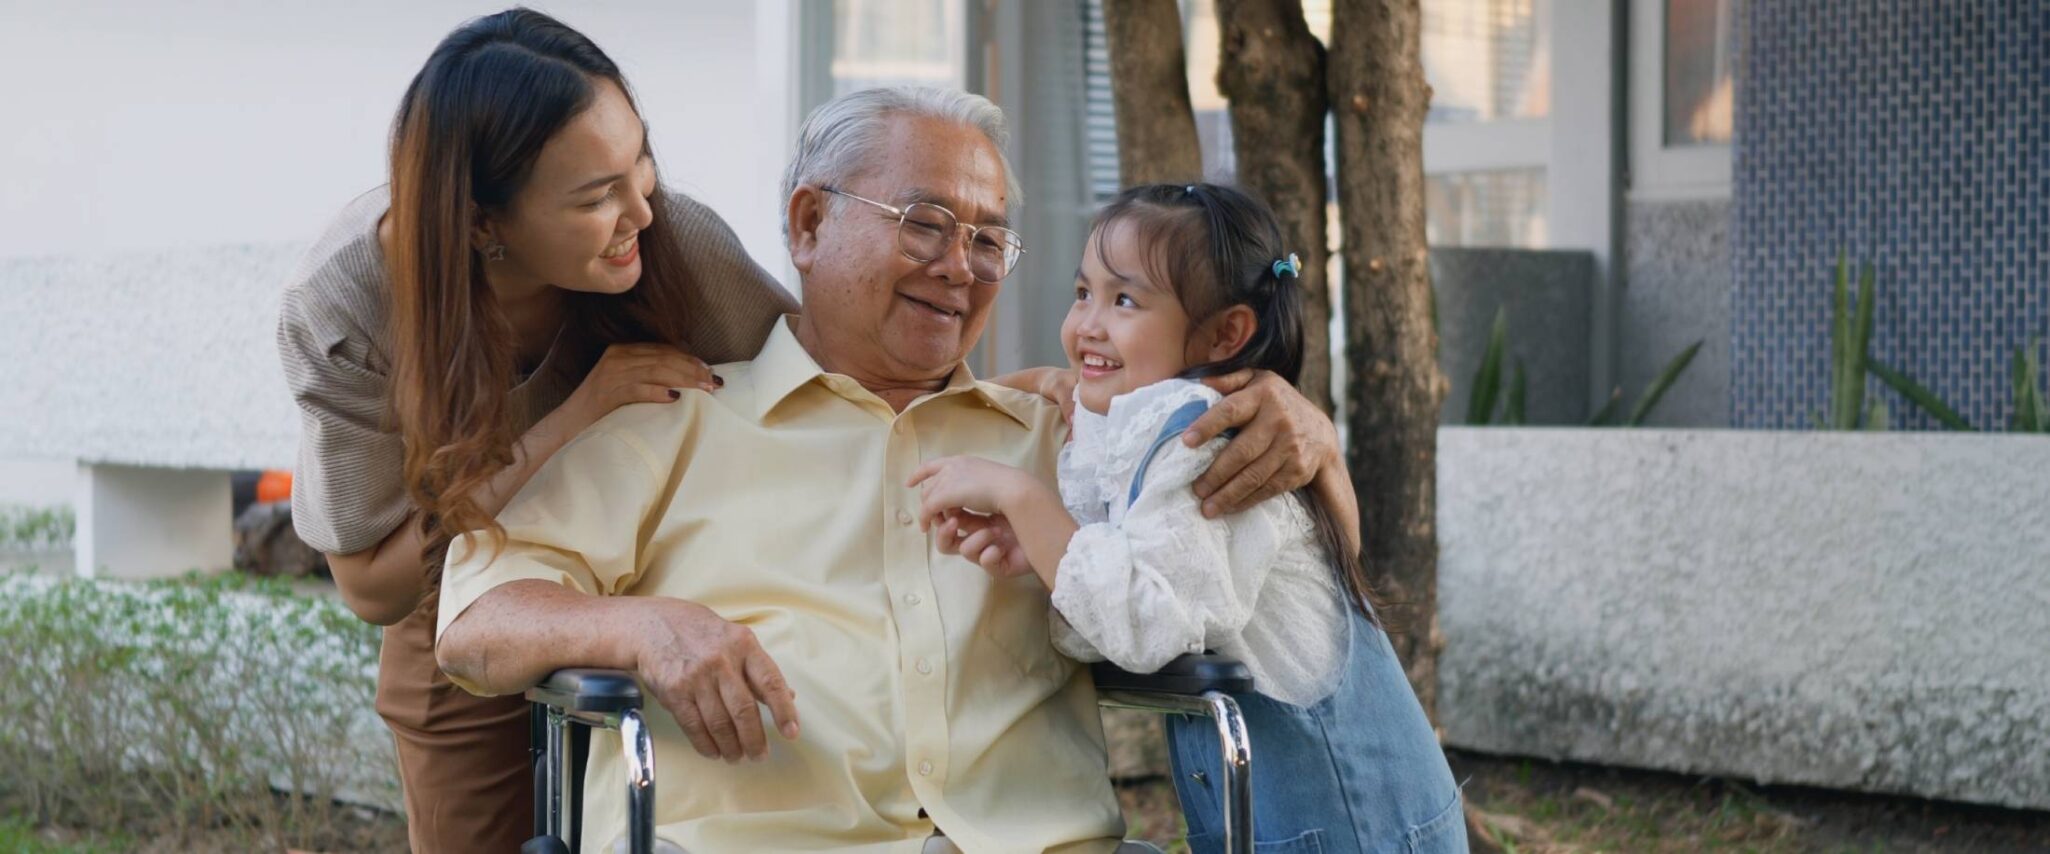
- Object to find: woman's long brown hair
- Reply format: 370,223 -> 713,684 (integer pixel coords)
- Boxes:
386,8 -> 700,566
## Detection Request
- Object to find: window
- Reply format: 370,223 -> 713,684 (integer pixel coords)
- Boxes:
825,0 -> 967,96
1662,0 -> 1734,146
1629,0 -> 1733,199
1422,0 -> 1550,124
1419,0 -> 1554,248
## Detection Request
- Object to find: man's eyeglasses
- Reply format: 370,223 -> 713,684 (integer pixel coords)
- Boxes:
823,187 -> 1026,283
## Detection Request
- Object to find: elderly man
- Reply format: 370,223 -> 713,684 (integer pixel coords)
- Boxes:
436,87 -> 1347,853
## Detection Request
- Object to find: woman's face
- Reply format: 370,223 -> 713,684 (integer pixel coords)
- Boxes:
484,79 -> 656,296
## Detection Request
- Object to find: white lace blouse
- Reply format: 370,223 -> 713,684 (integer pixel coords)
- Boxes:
1049,379 -> 1349,707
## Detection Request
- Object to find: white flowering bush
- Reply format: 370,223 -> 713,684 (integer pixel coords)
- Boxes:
0,572 -> 403,851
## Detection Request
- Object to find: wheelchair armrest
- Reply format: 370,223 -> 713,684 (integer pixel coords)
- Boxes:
526,668 -> 644,715
1091,653 -> 1253,696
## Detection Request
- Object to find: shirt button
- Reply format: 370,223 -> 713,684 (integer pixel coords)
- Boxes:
896,509 -> 914,526
918,761 -> 934,776
915,657 -> 933,675
904,592 -> 922,606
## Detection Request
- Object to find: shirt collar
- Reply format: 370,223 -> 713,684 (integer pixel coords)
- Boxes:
747,316 -> 1035,429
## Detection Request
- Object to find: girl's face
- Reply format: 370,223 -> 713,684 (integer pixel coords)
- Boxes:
482,79 -> 657,297
1061,227 -> 1197,415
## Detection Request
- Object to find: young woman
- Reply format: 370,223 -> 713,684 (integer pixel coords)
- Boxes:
276,10 -> 795,852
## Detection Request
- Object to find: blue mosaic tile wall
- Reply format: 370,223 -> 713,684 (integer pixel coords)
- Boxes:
1731,0 -> 2050,430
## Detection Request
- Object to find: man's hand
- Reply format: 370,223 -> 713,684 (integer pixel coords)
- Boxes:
1187,369 -> 1340,517
988,366 -> 1079,424
630,599 -> 800,763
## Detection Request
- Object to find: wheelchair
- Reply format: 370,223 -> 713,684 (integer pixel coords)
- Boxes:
519,655 -> 1257,854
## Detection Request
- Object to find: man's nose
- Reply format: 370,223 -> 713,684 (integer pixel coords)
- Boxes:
923,225 -> 976,286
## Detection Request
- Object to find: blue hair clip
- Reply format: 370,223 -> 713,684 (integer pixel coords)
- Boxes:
1272,253 -> 1301,279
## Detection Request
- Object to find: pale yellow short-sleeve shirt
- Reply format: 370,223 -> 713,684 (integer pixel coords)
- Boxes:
438,318 -> 1124,853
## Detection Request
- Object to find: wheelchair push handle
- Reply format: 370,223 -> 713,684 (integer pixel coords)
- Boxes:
526,667 -> 643,714
1091,653 -> 1254,696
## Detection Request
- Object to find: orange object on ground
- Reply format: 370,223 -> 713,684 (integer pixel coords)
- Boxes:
255,469 -> 293,504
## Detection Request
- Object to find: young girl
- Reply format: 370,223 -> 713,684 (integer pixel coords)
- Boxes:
909,183 -> 1466,854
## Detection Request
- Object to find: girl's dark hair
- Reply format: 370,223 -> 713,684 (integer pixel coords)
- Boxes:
387,7 -> 700,565
1091,182 -> 1385,625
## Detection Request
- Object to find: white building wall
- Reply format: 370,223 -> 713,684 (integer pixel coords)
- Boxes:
0,0 -> 794,267
0,1 -> 802,569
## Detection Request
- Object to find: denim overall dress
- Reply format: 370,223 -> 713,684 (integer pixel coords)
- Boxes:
1128,402 -> 1467,854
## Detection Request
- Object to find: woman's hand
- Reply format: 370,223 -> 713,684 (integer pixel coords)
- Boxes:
629,598 -> 800,763
933,510 -> 1034,578
552,343 -> 721,438
1187,369 -> 1341,517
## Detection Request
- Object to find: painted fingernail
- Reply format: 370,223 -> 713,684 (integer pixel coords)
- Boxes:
668,389 -> 681,400
713,374 -> 726,387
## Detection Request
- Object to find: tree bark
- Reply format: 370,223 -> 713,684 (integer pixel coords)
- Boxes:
1104,0 -> 1204,186
1216,0 -> 1333,414
1327,0 -> 1446,721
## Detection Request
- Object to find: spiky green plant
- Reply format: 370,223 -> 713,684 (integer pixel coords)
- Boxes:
1466,307 -> 1510,426
1812,251 -> 1970,431
1587,341 -> 1704,427
1465,305 -> 1694,427
2013,338 -> 2049,433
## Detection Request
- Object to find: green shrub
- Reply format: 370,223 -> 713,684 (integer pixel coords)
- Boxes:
0,572 -> 402,851
0,506 -> 74,551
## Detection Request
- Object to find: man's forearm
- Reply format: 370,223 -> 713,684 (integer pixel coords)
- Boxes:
436,579 -> 643,695
1312,450 -> 1363,555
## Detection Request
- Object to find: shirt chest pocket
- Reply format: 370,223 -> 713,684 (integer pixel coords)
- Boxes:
963,571 -> 1071,687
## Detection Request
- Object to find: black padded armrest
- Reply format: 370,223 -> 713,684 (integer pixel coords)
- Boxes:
1092,653 -> 1253,696
526,668 -> 644,715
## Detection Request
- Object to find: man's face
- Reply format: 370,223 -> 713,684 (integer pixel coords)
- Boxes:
790,115 -> 1010,382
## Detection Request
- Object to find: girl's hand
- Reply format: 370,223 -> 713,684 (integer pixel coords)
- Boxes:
906,456 -> 1033,531
934,510 -> 1035,578
553,343 -> 720,437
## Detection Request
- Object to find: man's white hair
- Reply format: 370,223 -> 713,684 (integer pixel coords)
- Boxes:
779,86 -> 1022,245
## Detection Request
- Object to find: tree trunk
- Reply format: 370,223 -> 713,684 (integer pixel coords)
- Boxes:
1104,0 -> 1204,185
1326,0 -> 1446,721
1216,0 -> 1334,414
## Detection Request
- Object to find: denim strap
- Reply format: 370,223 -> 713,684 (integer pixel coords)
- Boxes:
1127,399 -> 1215,506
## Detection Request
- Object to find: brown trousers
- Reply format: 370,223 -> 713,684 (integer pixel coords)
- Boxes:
377,591 -> 534,853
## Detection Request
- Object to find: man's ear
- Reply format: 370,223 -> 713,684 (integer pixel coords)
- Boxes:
787,186 -> 827,275
1197,305 -> 1259,363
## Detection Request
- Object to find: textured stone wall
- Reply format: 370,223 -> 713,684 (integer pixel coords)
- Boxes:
1622,199 -> 1732,428
1437,427 -> 2050,810
0,243 -> 304,470
1433,248 -> 1595,425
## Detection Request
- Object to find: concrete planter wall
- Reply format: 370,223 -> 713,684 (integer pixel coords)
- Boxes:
1432,248 -> 1594,426
1437,427 -> 2050,811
